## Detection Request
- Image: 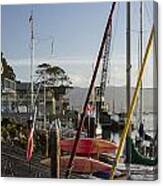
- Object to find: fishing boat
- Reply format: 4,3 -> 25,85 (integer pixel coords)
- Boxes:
60,138 -> 117,155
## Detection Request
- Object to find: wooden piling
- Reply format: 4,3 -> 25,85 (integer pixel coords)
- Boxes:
50,122 -> 60,178
89,117 -> 96,138
45,130 -> 49,157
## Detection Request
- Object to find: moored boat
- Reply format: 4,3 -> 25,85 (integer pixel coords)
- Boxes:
60,138 -> 117,155
125,137 -> 158,166
41,156 -> 111,173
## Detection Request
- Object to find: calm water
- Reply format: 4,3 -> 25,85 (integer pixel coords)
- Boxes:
96,113 -> 158,180
97,113 -> 158,143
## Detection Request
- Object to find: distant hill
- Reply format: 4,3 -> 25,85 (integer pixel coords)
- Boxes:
66,86 -> 157,113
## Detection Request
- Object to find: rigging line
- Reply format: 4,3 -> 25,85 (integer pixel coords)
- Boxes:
35,36 -> 54,47
137,31 -> 141,128
34,35 -> 55,59
144,3 -> 157,87
153,25 -> 158,75
110,2 -> 120,58
131,29 -> 150,33
91,3 -> 118,74
111,26 -> 154,179
131,4 -> 143,61
146,2 -> 153,24
148,3 -> 158,74
108,3 -> 119,86
144,3 -> 153,28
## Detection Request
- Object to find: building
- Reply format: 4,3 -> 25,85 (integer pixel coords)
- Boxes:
1,78 -> 17,112
16,81 -> 72,120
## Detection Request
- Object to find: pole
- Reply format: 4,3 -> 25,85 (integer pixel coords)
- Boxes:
29,11 -> 34,113
139,1 -> 143,123
126,2 -> 131,178
65,2 -> 116,178
28,13 -> 34,170
44,72 -> 46,129
43,72 -> 49,157
50,122 -> 60,178
126,2 -> 131,122
111,26 -> 154,179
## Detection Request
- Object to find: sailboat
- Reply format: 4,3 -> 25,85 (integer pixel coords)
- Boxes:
126,2 -> 157,167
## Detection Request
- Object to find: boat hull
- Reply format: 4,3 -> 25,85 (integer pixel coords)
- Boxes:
41,156 -> 112,174
126,137 -> 158,166
60,138 -> 117,155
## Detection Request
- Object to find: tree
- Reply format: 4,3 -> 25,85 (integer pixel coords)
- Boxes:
1,52 -> 16,80
35,63 -> 72,119
36,63 -> 72,86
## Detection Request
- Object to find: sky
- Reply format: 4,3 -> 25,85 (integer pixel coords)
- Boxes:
1,1 -> 156,88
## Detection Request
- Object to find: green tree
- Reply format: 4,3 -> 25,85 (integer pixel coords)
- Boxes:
36,63 -> 72,86
1,52 -> 16,80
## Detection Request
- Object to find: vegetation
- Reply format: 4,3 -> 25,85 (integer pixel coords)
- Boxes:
36,63 -> 72,86
1,118 -> 27,148
1,119 -> 41,151
1,52 -> 16,80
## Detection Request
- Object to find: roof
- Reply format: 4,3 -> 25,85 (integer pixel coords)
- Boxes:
16,81 -> 73,93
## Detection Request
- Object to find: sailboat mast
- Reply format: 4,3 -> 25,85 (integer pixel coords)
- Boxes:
65,2 -> 116,178
140,1 -> 143,123
126,3 -> 131,113
126,1 -> 131,177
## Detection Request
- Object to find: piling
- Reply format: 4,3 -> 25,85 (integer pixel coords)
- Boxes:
50,122 -> 60,178
45,130 -> 49,157
89,117 -> 96,138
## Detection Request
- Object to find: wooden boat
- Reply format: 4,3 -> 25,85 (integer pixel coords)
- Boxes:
60,138 -> 117,155
62,156 -> 113,173
99,153 -> 125,165
125,137 -> 158,166
41,156 -> 112,173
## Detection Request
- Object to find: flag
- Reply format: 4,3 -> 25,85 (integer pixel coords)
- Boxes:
29,14 -> 33,23
86,103 -> 95,117
29,13 -> 34,40
26,127 -> 34,161
26,107 -> 37,161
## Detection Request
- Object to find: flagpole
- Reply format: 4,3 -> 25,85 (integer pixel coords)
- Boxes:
29,11 -> 34,113
26,11 -> 35,165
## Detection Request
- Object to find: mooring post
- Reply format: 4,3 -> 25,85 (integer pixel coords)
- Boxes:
50,121 -> 60,178
90,117 -> 96,138
45,129 -> 49,157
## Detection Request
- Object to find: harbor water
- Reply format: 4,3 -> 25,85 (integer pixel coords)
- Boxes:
97,113 -> 158,180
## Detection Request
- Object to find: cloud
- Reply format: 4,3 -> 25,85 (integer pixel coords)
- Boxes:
8,56 -> 154,88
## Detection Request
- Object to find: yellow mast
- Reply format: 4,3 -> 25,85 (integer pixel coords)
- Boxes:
111,26 -> 154,179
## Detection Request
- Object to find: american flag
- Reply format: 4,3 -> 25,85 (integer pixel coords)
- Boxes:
26,107 -> 37,161
29,14 -> 33,23
29,13 -> 34,39
86,103 -> 95,116
26,127 -> 34,161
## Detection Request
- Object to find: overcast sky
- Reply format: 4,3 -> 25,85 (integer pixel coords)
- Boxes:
1,1 -> 156,88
